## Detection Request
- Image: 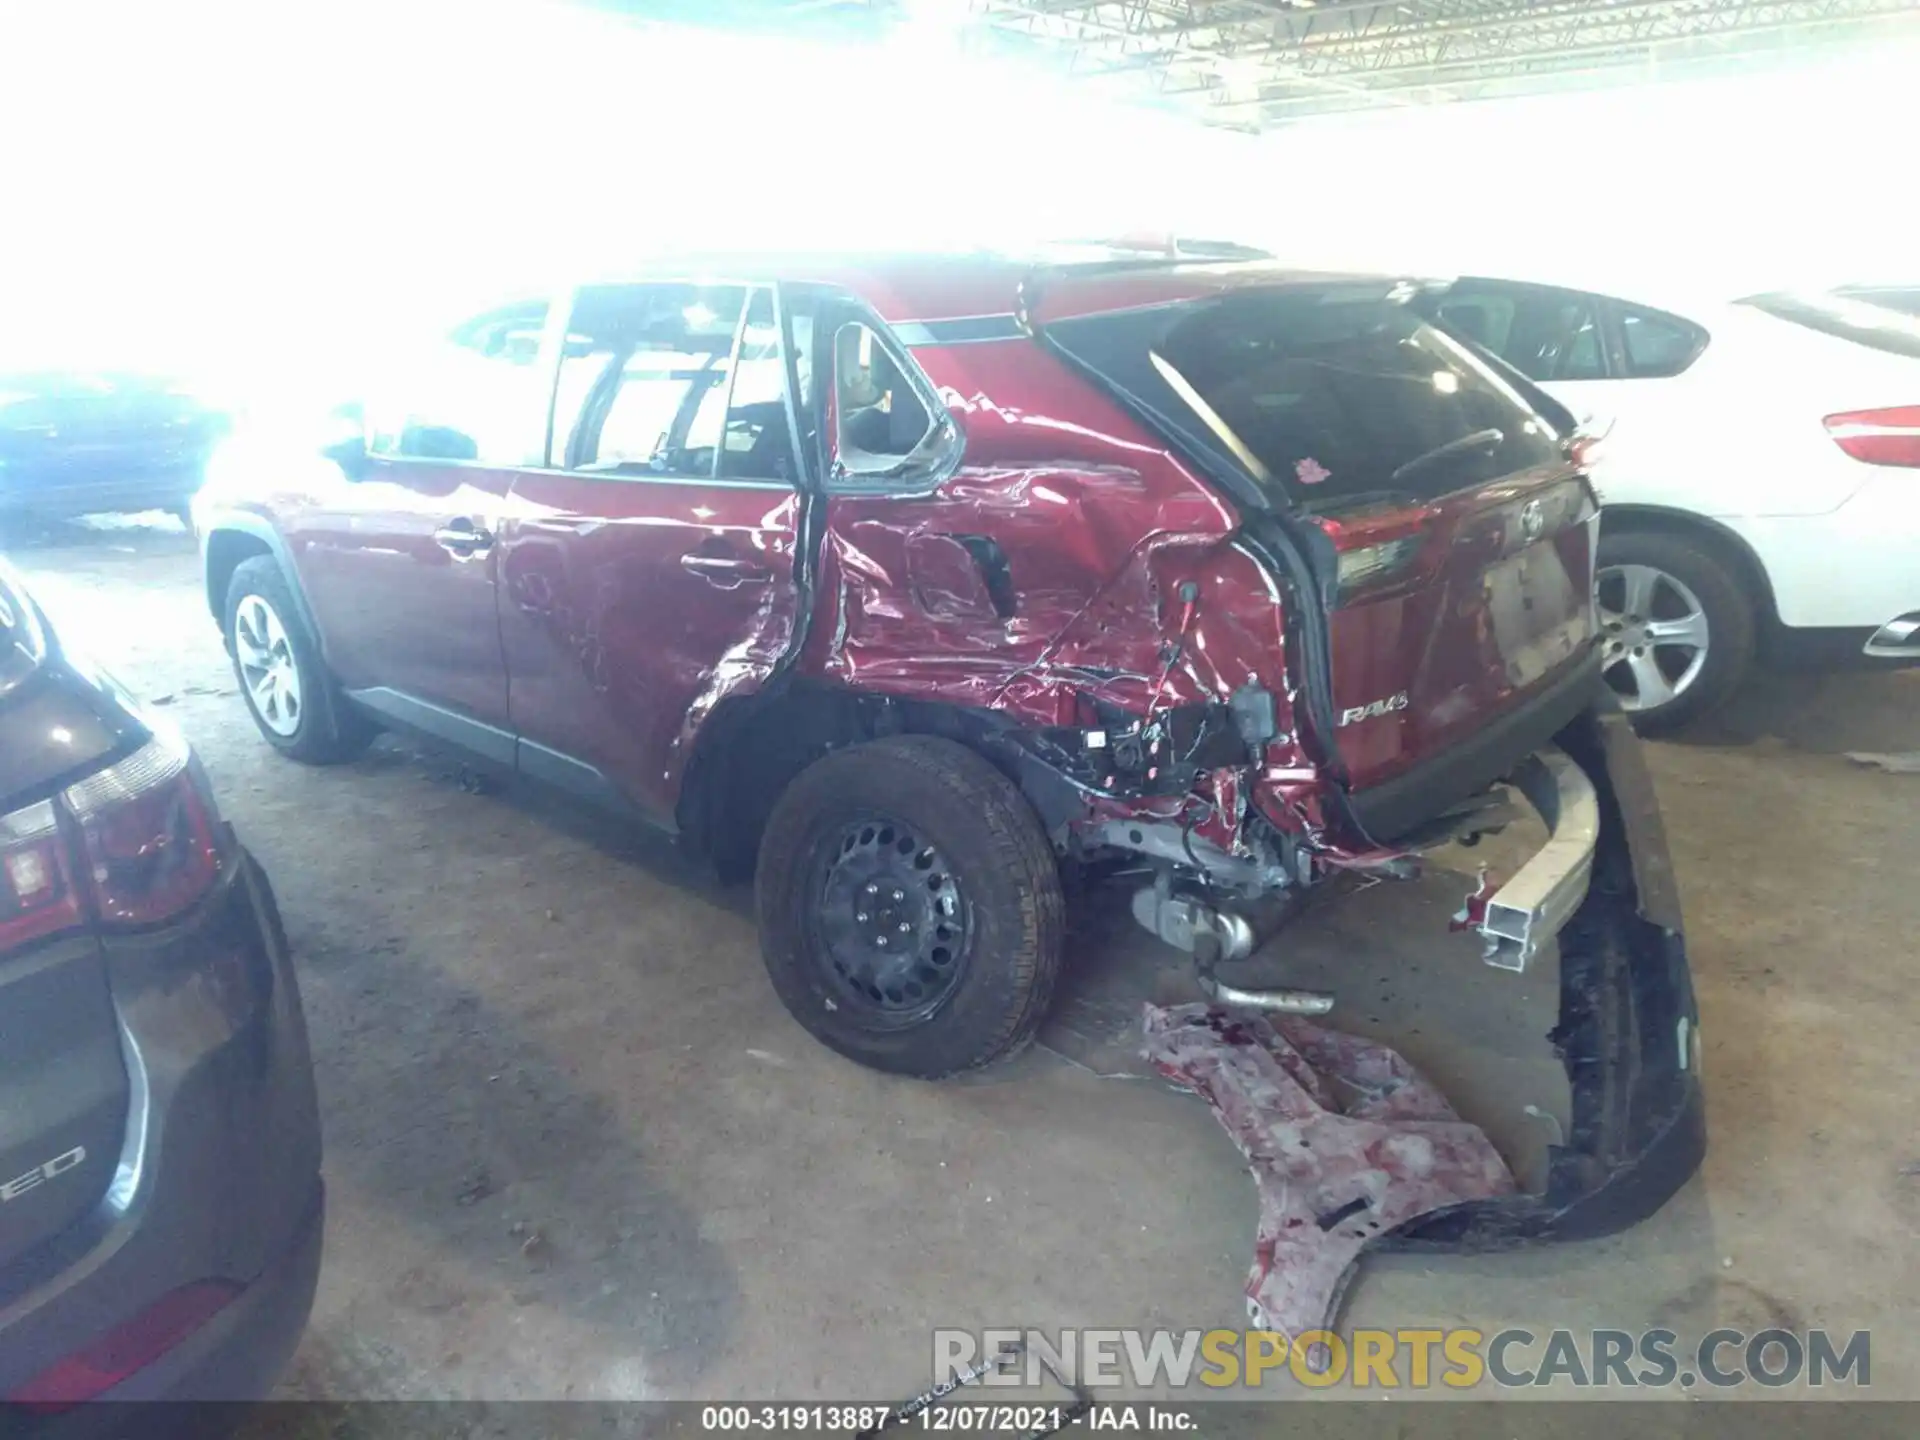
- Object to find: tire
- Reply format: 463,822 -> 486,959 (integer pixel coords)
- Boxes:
755,735 -> 1065,1078
1595,528 -> 1756,736
224,556 -> 375,763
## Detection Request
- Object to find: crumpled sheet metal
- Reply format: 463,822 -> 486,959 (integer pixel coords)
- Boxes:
1141,1004 -> 1516,1339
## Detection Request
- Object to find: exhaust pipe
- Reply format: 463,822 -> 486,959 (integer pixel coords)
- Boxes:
1131,883 -> 1335,1016
1194,964 -> 1335,1016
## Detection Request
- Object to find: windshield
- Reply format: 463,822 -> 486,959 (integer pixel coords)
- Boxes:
1049,285 -> 1564,511
1741,291 -> 1920,360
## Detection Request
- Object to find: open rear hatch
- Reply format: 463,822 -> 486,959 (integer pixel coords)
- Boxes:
1032,267 -> 1601,842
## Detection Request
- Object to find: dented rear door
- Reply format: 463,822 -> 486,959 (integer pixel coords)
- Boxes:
496,283 -> 805,821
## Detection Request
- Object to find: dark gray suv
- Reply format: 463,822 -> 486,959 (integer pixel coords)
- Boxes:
0,556 -> 321,1416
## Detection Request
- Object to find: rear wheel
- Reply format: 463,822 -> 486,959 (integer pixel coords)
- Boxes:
755,735 -> 1064,1078
1595,529 -> 1755,735
224,556 -> 374,763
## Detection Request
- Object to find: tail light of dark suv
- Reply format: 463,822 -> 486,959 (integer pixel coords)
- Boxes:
1,798 -> 77,951
1,730 -> 225,952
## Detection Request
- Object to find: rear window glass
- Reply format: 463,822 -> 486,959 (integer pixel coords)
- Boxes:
1740,292 -> 1920,360
1084,288 -> 1563,510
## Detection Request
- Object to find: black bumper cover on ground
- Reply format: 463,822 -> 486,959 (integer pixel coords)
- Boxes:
1389,701 -> 1707,1247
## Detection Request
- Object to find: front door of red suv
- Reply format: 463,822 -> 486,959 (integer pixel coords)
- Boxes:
285,300 -> 552,749
495,283 -> 805,821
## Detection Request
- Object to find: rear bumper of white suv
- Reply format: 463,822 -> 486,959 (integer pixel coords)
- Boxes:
1864,612 -> 1920,659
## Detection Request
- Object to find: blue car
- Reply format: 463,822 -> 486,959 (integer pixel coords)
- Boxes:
0,372 -> 226,525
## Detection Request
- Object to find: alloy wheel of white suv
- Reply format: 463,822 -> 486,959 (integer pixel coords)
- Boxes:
1593,529 -> 1756,735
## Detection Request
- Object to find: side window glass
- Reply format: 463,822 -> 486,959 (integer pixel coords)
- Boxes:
1620,305 -> 1705,377
551,284 -> 747,477
832,321 -> 951,485
1435,295 -> 1517,358
718,291 -> 799,482
1560,307 -> 1605,379
368,301 -> 551,465
1502,294 -> 1605,382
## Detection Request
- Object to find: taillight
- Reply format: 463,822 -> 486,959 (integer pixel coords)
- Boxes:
1823,406 -> 1920,467
6,1279 -> 241,1411
1,799 -> 81,951
1317,508 -> 1433,601
63,736 -> 223,928
1335,536 -> 1425,594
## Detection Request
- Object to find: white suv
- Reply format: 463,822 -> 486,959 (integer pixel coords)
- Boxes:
1429,279 -> 1920,732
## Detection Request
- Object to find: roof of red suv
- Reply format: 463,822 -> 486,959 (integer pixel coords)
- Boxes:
591,250 -> 1402,327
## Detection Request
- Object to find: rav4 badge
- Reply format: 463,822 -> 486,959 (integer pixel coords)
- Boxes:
1339,693 -> 1411,726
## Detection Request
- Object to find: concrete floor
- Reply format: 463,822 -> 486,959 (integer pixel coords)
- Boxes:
11,515 -> 1919,1402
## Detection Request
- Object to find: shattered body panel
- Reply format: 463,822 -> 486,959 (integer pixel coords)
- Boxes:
799,334 -> 1318,868
1142,1003 -> 1515,1336
808,338 -> 1285,725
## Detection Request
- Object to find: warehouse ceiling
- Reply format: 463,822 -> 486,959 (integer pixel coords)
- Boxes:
612,0 -> 1920,125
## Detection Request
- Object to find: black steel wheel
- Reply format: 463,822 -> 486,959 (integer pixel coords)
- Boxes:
811,815 -> 973,1026
756,735 -> 1064,1077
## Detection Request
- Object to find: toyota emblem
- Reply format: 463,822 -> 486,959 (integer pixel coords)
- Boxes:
1520,499 -> 1546,542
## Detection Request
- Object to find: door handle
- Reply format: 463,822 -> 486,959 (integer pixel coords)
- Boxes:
681,552 -> 773,588
434,517 -> 495,558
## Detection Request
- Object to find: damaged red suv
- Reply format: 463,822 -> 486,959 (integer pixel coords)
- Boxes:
199,253 -> 1702,1240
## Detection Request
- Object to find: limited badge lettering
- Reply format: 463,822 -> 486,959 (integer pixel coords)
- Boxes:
0,1146 -> 87,1203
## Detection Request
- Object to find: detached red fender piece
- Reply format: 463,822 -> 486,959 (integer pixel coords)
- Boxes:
1390,702 -> 1705,1247
1142,1004 -> 1516,1336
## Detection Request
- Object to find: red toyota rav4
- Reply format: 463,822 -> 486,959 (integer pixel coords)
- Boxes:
198,253 -> 1702,1242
